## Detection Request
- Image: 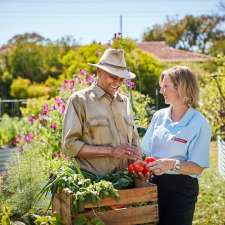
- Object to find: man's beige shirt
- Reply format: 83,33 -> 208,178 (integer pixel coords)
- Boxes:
62,84 -> 140,175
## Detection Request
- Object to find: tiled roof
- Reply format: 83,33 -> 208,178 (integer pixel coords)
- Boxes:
137,41 -> 210,62
0,45 -> 12,54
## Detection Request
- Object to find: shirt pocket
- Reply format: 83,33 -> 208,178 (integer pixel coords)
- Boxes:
87,117 -> 112,145
168,135 -> 189,155
124,115 -> 134,144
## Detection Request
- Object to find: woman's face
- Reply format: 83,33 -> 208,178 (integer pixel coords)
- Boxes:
160,74 -> 181,105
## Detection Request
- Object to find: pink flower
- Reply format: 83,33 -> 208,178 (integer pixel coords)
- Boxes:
128,81 -> 135,89
60,104 -> 66,114
52,104 -> 57,111
55,96 -> 64,106
28,116 -> 36,124
86,74 -> 95,84
69,80 -> 75,90
12,134 -> 21,146
64,80 -> 69,84
124,80 -> 136,89
79,69 -> 87,76
61,79 -> 76,92
50,122 -> 57,130
25,133 -> 33,143
41,103 -> 49,115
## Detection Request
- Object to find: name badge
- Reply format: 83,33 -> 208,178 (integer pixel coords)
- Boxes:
172,137 -> 188,144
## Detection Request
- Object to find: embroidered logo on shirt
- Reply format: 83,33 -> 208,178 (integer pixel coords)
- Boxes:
172,137 -> 188,144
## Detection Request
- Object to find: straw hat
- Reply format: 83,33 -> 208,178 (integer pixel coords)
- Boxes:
88,48 -> 136,79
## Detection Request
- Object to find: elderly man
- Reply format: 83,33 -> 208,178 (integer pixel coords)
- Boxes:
62,48 -> 141,175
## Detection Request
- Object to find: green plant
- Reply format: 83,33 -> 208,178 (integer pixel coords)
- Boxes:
193,142 -> 225,225
0,114 -> 23,147
34,213 -> 62,225
36,161 -> 119,213
74,215 -> 105,225
0,206 -> 13,225
200,55 -> 225,139
1,143 -> 64,217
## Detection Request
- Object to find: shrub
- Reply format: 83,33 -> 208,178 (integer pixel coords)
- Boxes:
1,142 -> 64,217
10,77 -> 30,99
200,55 -> 225,139
0,115 -> 23,147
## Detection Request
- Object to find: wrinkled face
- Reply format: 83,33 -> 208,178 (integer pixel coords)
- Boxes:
97,69 -> 124,97
160,74 -> 180,105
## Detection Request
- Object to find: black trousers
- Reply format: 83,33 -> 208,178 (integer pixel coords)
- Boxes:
151,174 -> 199,225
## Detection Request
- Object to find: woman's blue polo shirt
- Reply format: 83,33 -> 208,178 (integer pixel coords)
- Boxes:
141,107 -> 211,171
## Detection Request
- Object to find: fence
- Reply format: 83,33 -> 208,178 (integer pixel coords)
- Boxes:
217,136 -> 225,180
0,99 -> 27,118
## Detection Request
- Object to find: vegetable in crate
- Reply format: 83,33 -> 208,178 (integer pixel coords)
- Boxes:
35,161 -> 119,213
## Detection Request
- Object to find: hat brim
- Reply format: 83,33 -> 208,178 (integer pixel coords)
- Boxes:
88,63 -> 136,79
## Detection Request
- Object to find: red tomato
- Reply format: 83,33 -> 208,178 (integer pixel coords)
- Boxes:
128,164 -> 134,173
142,166 -> 150,175
133,162 -> 144,173
144,156 -> 156,164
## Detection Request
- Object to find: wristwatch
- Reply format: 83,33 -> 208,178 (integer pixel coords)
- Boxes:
174,159 -> 181,172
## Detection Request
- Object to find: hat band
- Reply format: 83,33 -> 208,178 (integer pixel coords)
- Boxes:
99,62 -> 128,70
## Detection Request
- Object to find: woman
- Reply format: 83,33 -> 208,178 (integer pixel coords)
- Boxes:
141,66 -> 211,225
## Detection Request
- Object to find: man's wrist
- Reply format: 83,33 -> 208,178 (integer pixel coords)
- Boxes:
107,146 -> 114,157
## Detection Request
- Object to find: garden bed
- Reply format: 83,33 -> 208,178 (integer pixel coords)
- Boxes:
52,183 -> 158,225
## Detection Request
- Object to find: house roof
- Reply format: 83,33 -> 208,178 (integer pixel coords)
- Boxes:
137,41 -> 210,62
0,45 -> 12,54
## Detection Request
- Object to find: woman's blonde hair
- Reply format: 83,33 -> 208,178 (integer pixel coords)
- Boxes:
159,66 -> 199,107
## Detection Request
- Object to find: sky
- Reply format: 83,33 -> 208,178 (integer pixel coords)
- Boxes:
0,0 -> 222,46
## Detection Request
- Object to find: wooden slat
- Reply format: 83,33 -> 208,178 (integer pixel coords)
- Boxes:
77,205 -> 158,225
60,201 -> 73,225
53,185 -> 159,225
53,190 -> 73,225
59,188 -> 73,203
84,186 -> 158,208
52,195 -> 61,213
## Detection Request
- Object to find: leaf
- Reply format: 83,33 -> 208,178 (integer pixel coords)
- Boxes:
73,215 -> 90,225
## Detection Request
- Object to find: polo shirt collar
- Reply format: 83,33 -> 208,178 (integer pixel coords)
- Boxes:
166,106 -> 195,127
92,84 -> 124,102
93,84 -> 105,98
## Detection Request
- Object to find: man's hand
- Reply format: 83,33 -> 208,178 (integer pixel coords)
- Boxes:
111,144 -> 142,160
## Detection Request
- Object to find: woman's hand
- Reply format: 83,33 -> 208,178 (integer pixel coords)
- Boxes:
146,158 -> 175,175
129,160 -> 151,180
111,144 -> 142,160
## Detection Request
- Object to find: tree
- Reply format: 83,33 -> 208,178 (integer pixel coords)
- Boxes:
8,43 -> 45,82
7,42 -> 63,83
60,43 -> 105,79
200,55 -> 225,138
7,32 -> 46,45
210,1 -> 225,55
143,15 -> 225,53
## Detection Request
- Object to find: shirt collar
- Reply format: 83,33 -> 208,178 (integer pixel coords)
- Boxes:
166,106 -> 195,127
92,83 -> 124,102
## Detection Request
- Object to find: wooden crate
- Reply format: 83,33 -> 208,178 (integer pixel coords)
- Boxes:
52,183 -> 158,225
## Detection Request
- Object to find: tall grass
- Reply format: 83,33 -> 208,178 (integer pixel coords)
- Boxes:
193,142 -> 225,225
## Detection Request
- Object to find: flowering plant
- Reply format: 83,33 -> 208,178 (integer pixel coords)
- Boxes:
9,69 -> 153,153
